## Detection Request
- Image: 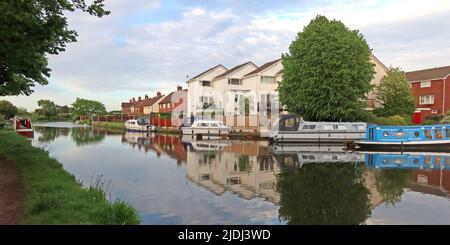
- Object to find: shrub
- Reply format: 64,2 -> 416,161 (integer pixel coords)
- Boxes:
425,115 -> 444,123
387,115 -> 407,126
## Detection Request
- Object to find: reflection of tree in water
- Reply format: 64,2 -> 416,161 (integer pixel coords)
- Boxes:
375,169 -> 413,206
277,163 -> 371,225
36,127 -> 70,142
71,127 -> 105,146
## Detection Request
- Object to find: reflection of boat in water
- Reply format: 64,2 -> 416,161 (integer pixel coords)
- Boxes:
269,143 -> 364,169
357,125 -> 450,151
364,152 -> 450,170
268,114 -> 366,143
122,131 -> 155,145
184,139 -> 232,152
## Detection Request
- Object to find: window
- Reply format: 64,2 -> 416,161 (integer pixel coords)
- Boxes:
424,129 -> 432,139
200,80 -> 211,87
420,81 -> 431,88
446,128 -> 450,139
260,76 -> 276,84
302,125 -> 316,130
436,129 -> 443,139
228,78 -> 242,85
420,95 -> 434,105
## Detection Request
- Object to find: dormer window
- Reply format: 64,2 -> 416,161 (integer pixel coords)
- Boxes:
420,81 -> 431,88
200,80 -> 211,87
261,76 -> 276,84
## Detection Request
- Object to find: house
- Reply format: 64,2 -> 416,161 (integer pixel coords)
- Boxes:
367,54 -> 389,110
210,61 -> 258,127
186,64 -> 228,122
143,92 -> 164,115
406,65 -> 450,122
157,86 -> 187,127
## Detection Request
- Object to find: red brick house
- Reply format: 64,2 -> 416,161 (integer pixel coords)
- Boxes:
407,65 -> 450,123
157,86 -> 187,127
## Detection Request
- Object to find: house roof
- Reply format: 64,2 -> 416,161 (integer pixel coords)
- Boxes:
213,61 -> 256,80
406,65 -> 450,81
158,92 -> 174,104
121,102 -> 131,107
244,58 -> 281,77
142,95 -> 164,107
370,53 -> 389,72
187,64 -> 227,83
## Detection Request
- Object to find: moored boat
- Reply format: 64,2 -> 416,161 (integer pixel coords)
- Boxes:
356,124 -> 450,151
124,117 -> 155,132
268,114 -> 367,143
181,120 -> 230,139
11,117 -> 34,138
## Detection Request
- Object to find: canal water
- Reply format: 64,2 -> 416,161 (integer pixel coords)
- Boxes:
32,122 -> 450,225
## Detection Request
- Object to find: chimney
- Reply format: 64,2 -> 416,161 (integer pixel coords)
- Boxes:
132,97 -> 136,102
145,94 -> 149,99
177,86 -> 182,91
129,99 -> 132,103
138,96 -> 142,101
157,91 -> 161,97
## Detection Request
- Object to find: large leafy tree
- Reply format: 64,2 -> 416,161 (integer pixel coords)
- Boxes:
0,0 -> 109,96
0,100 -> 18,118
278,15 -> 375,121
37,99 -> 58,118
374,67 -> 415,117
71,97 -> 107,118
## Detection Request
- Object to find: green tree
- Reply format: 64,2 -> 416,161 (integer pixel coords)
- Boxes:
278,15 -> 375,121
37,99 -> 58,118
71,97 -> 107,118
0,0 -> 109,96
277,163 -> 371,225
0,100 -> 18,118
374,67 -> 415,117
16,107 -> 30,117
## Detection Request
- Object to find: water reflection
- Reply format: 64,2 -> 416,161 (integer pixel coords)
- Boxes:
32,125 -> 450,224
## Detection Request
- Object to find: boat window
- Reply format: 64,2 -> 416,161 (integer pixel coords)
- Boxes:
130,121 -> 136,125
424,156 -> 432,165
200,123 -> 209,127
302,125 -> 316,130
435,129 -> 443,139
424,129 -> 432,140
324,125 -> 333,130
446,128 -> 450,139
285,118 -> 296,127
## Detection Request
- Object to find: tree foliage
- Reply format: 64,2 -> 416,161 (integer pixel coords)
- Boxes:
277,163 -> 371,224
0,0 -> 109,96
0,100 -> 18,118
278,15 -> 375,121
375,169 -> 413,206
37,99 -> 58,118
374,67 -> 415,117
71,97 -> 107,118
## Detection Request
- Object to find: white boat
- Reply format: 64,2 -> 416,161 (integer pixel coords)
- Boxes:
181,120 -> 230,138
124,117 -> 155,132
268,114 -> 366,143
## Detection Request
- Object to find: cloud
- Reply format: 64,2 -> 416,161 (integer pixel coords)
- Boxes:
4,0 -> 450,111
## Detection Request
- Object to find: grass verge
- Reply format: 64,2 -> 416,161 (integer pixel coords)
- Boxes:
0,130 -> 140,224
93,121 -> 125,130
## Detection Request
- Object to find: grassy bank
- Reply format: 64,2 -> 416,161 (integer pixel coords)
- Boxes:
93,121 -> 125,130
0,130 -> 140,224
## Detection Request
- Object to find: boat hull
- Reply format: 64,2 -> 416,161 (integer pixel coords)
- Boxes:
357,140 -> 450,152
181,127 -> 230,136
125,125 -> 155,132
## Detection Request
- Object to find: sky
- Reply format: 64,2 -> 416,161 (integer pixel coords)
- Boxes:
4,0 -> 450,111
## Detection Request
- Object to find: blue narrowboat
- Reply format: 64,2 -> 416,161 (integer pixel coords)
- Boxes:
356,124 -> 450,151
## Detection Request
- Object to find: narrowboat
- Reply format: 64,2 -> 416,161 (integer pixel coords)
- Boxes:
181,120 -> 230,139
124,117 -> 156,132
356,124 -> 450,151
267,114 -> 367,143
11,117 -> 34,138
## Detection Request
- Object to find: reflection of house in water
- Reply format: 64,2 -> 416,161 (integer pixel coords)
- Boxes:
186,141 -> 281,204
410,156 -> 450,197
121,132 -> 188,165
